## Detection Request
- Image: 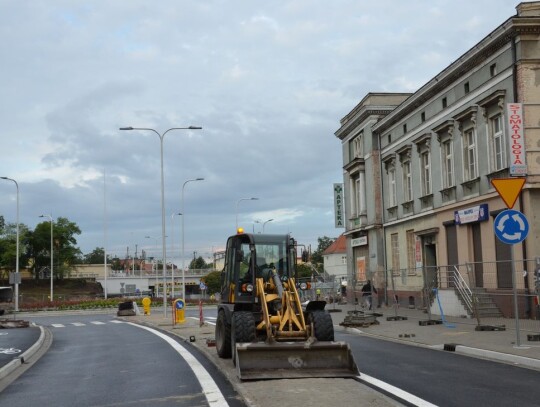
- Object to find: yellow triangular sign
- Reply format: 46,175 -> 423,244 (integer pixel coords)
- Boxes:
491,178 -> 526,209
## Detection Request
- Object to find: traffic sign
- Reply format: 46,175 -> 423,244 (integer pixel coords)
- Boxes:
494,209 -> 529,244
491,178 -> 525,209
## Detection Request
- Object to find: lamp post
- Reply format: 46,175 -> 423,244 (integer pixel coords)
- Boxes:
181,178 -> 204,301
171,212 -> 182,298
252,220 -> 261,233
236,197 -> 259,230
1,177 -> 20,311
39,214 -> 54,302
145,235 -> 158,294
262,218 -> 274,233
120,125 -> 202,318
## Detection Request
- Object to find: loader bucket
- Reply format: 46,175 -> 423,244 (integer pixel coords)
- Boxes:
235,341 -> 359,380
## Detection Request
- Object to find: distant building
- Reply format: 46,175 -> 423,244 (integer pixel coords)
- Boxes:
322,234 -> 347,279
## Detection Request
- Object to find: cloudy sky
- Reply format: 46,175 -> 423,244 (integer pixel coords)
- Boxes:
0,0 -> 519,264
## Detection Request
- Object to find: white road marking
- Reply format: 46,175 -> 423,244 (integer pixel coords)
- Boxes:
91,321 -> 106,325
188,317 -> 216,326
51,324 -> 65,328
358,372 -> 438,407
128,322 -> 229,407
71,322 -> 86,326
110,320 -> 125,324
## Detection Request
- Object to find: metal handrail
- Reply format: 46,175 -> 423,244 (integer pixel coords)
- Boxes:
449,265 -> 474,315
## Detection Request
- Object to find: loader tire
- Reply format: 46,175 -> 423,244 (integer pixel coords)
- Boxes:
232,311 -> 256,366
312,311 -> 334,341
216,310 -> 232,359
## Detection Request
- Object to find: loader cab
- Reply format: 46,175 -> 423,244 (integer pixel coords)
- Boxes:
220,233 -> 295,304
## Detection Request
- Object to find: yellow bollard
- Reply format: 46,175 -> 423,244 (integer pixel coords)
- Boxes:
173,299 -> 186,324
142,297 -> 151,315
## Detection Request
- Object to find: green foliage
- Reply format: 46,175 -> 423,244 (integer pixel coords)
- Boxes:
27,217 -> 82,279
189,256 -> 209,269
295,263 -> 313,279
0,222 -> 30,278
202,270 -> 222,294
310,236 -> 336,266
84,247 -> 108,264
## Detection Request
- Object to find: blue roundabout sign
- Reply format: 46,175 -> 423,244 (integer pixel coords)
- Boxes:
494,209 -> 529,245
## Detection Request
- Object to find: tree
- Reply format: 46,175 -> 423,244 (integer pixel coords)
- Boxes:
189,256 -> 207,269
28,217 -> 82,279
295,263 -> 313,280
310,236 -> 336,267
84,247 -> 110,264
202,270 -> 221,295
0,222 -> 30,280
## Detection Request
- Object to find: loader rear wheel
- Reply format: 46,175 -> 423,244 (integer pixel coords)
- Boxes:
311,311 -> 334,341
232,311 -> 256,366
216,310 -> 232,359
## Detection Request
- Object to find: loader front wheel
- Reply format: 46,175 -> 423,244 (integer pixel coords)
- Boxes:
311,311 -> 334,341
232,311 -> 256,366
216,310 -> 232,359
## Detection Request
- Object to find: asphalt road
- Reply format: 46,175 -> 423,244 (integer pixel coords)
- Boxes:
0,314 -> 245,407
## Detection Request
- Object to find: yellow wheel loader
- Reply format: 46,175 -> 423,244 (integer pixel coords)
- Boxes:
215,231 -> 359,380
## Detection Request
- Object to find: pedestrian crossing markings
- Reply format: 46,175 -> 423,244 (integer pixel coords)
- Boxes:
50,320 -> 126,328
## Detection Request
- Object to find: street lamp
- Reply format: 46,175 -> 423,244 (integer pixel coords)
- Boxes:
182,178 -> 204,301
39,214 -> 54,302
263,218 -> 274,233
236,197 -> 259,230
253,220 -> 261,233
145,235 -> 159,293
1,177 -> 20,311
171,211 -> 182,298
120,125 -> 202,318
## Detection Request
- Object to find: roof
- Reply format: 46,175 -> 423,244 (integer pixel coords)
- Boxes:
323,234 -> 347,255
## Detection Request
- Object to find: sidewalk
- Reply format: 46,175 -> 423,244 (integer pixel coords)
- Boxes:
328,302 -> 540,369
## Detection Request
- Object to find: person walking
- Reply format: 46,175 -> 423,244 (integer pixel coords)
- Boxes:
361,280 -> 377,310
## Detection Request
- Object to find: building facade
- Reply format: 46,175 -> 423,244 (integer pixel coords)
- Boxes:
335,2 -> 540,313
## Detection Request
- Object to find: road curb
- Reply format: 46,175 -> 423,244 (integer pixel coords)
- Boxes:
454,345 -> 540,370
0,325 -> 46,382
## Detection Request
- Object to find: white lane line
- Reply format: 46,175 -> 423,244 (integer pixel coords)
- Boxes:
51,324 -> 65,328
358,372 -> 438,407
110,320 -> 125,324
71,322 -> 85,326
91,321 -> 106,325
128,323 -> 228,407
187,317 -> 216,326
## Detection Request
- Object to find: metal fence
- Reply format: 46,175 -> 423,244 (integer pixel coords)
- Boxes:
385,259 -> 540,337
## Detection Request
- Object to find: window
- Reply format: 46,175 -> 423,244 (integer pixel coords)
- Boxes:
489,114 -> 505,171
490,64 -> 497,77
406,230 -> 416,271
388,168 -> 397,207
441,140 -> 454,188
403,123 -> 407,134
350,173 -> 366,216
420,151 -> 431,195
388,134 -> 392,143
421,112 -> 426,122
391,233 -> 400,275
464,82 -> 470,94
442,97 -> 447,108
403,160 -> 412,201
349,134 -> 363,161
463,128 -> 478,180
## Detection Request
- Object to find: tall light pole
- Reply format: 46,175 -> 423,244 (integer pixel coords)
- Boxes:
120,125 -> 202,318
182,178 -> 204,301
253,220 -> 261,233
145,235 -> 158,294
1,177 -> 20,311
263,218 -> 274,233
171,211 -> 182,298
236,197 -> 259,230
39,214 -> 54,302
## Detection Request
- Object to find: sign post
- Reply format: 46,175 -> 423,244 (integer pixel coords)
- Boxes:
491,178 -> 528,347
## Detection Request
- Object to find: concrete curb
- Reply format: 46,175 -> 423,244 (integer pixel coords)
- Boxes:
0,325 -> 46,381
454,345 -> 540,370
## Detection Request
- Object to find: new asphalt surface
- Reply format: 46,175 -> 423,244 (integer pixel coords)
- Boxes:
2,303 -> 540,406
